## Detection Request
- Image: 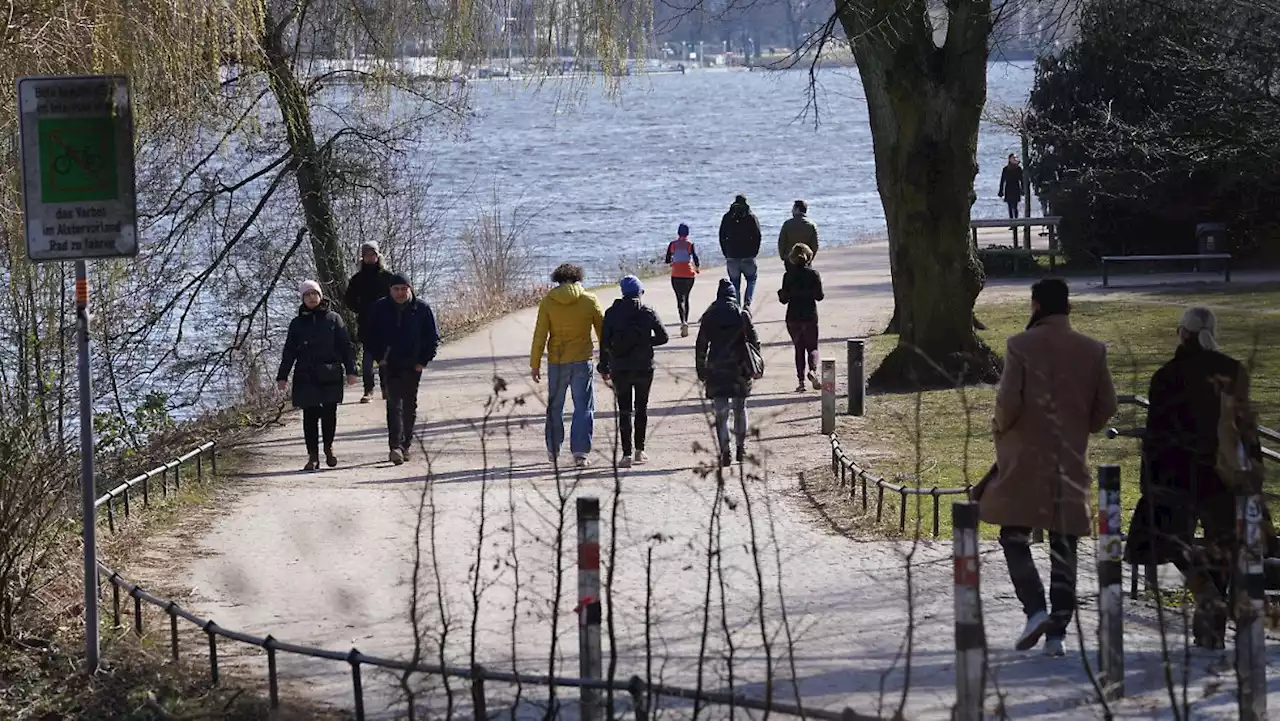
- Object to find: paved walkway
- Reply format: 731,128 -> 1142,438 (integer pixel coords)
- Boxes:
139,242 -> 1279,720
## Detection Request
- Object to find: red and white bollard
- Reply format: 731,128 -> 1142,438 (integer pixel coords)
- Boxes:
952,501 -> 985,721
577,497 -> 603,721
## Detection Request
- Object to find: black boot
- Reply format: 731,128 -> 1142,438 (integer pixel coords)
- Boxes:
736,446 -> 745,463
303,452 -> 320,472
324,445 -> 338,468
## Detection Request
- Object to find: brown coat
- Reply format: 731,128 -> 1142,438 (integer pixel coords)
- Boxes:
979,315 -> 1118,537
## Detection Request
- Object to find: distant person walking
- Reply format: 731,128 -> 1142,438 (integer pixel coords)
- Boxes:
598,276 -> 669,467
998,154 -> 1025,220
1125,307 -> 1276,649
695,279 -> 763,467
276,280 -> 358,471
718,194 -> 762,310
979,278 -> 1117,657
777,199 -> 819,271
778,244 -> 824,392
531,263 -> 605,469
665,223 -> 700,337
366,273 -> 440,466
344,241 -> 395,403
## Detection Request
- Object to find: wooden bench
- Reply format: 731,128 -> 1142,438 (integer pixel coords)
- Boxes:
977,247 -> 1064,273
969,216 -> 1061,251
1100,253 -> 1232,287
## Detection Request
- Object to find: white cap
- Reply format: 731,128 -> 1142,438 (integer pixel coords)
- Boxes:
299,279 -> 322,298
1179,306 -> 1218,351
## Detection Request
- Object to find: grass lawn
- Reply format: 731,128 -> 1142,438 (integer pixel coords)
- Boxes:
826,284 -> 1280,541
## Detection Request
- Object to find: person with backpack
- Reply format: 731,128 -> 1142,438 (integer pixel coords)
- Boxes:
695,279 -> 763,467
778,244 -> 824,392
276,280 -> 358,471
718,195 -> 762,310
665,223 -> 700,337
598,276 -> 669,467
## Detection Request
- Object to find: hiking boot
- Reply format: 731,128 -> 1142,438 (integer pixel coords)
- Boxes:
324,446 -> 338,468
795,382 -> 806,393
389,448 -> 405,466
619,455 -> 633,468
635,451 -> 649,465
1043,637 -> 1065,657
401,445 -> 412,461
680,323 -> 689,338
735,447 -> 745,463
303,454 -> 320,472
359,393 -> 372,404
1015,610 -> 1053,651
807,370 -> 821,390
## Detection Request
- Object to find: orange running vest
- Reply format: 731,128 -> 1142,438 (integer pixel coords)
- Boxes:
668,237 -> 697,278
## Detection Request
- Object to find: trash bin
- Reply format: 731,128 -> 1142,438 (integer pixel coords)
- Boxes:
1196,223 -> 1226,254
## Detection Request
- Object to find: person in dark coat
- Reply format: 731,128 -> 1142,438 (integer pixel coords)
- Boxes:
1124,306 -> 1267,648
998,154 -> 1025,221
343,240 -> 395,403
598,275 -> 669,467
718,195 -> 762,309
695,279 -> 762,467
778,244 -> 824,392
365,273 -> 440,466
276,280 -> 358,471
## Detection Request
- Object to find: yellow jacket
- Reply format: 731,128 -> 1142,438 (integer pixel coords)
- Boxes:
530,283 -> 604,369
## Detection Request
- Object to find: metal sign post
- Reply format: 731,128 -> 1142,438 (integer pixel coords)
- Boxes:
17,74 -> 137,672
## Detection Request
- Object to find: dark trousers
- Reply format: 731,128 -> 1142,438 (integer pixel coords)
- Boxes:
786,319 -> 819,380
381,367 -> 422,451
611,370 -> 653,456
302,403 -> 338,455
671,277 -> 695,324
1006,197 -> 1021,219
1000,526 -> 1079,639
360,341 -> 379,394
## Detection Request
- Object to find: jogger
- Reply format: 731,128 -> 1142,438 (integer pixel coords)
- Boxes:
672,277 -> 695,326
665,224 -> 700,335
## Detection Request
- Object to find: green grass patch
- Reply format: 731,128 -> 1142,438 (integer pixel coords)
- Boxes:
831,286 -> 1280,540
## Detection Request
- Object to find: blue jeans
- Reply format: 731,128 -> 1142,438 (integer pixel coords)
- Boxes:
712,396 -> 747,456
546,361 -> 595,458
725,257 -> 758,308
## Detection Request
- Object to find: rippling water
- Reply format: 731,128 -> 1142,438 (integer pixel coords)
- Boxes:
423,61 -> 1035,279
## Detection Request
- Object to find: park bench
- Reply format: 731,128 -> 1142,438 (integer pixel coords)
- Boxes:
977,246 -> 1063,273
1106,394 -> 1280,599
1100,253 -> 1232,287
969,216 -> 1061,251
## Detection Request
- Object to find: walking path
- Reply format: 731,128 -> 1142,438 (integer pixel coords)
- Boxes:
139,242 -> 1279,720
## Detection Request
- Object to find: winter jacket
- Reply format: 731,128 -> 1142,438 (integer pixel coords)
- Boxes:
695,279 -> 761,399
276,299 -> 358,409
999,164 -> 1025,200
530,283 -> 605,370
778,266 -> 824,323
598,297 -> 669,375
979,314 -> 1118,537
777,215 -> 819,262
365,295 -> 440,373
343,262 -> 395,342
718,201 -> 762,260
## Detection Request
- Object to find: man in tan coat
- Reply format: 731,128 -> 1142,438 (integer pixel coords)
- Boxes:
980,278 -> 1117,657
777,200 -> 818,271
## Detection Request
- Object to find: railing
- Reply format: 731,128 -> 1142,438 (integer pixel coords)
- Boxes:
829,436 -> 973,537
95,441 -> 883,721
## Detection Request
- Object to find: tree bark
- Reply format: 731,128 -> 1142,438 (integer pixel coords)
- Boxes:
838,0 -> 1001,391
260,12 -> 349,304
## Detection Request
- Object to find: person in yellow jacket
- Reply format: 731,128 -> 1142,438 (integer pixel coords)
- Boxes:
530,262 -> 605,468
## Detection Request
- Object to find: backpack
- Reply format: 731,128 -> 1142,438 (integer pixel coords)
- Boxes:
609,317 -> 650,360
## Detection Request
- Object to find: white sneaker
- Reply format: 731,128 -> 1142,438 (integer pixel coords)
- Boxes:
635,451 -> 649,465
807,370 -> 821,390
618,455 -> 633,468
1016,611 -> 1053,651
574,455 -> 591,469
1043,637 -> 1065,657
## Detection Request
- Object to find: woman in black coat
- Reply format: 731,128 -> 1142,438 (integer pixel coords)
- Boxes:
1124,306 -> 1259,648
778,243 -> 824,393
695,279 -> 762,467
277,280 -> 358,471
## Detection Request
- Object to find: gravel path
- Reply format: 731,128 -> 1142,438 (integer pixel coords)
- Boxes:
141,242 -> 1278,719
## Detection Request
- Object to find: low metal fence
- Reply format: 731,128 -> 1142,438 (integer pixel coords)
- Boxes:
828,435 -> 973,537
95,441 -> 884,721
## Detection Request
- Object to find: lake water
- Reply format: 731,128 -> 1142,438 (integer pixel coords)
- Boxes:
421,61 -> 1035,281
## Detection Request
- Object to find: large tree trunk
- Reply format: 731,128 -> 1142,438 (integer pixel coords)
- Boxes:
838,0 -> 1001,391
261,13 -> 349,304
